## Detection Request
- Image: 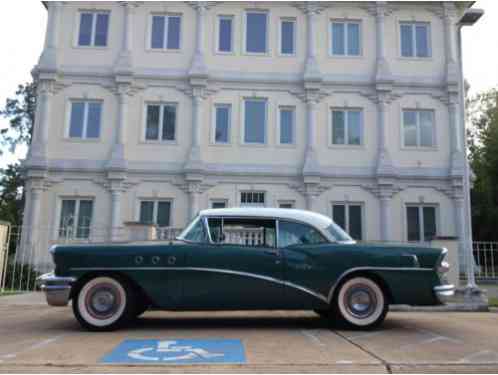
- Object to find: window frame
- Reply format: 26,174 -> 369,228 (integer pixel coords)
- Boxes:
329,107 -> 364,147
216,15 -> 234,54
277,219 -> 329,248
398,21 -> 432,59
210,199 -> 228,209
75,10 -> 110,48
240,191 -> 266,207
329,19 -> 362,58
148,13 -> 182,51
278,17 -> 296,56
331,202 -> 365,241
244,9 -> 270,56
242,98 -> 268,146
66,99 -> 103,141
57,197 -> 95,240
401,109 -> 436,149
211,103 -> 232,145
137,199 -> 173,227
142,102 -> 178,143
277,105 -> 296,147
405,204 -> 438,243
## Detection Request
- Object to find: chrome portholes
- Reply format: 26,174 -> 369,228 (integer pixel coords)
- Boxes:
135,256 -> 144,265
151,256 -> 160,265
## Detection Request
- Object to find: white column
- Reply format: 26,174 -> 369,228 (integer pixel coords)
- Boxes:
107,86 -> 129,169
454,195 -> 466,271
303,5 -> 321,79
444,3 -> 457,67
27,186 -> 42,253
38,1 -> 61,69
376,96 -> 394,175
30,83 -> 52,165
188,183 -> 201,220
189,3 -> 208,75
374,2 -> 391,80
306,100 -> 317,153
305,192 -> 315,212
110,189 -> 122,241
192,95 -> 202,150
115,2 -> 136,72
379,196 -> 391,242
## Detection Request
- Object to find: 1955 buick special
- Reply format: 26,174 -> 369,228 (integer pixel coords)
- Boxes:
38,208 -> 453,331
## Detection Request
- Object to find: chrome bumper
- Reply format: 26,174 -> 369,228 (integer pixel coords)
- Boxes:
434,284 -> 455,304
37,272 -> 76,307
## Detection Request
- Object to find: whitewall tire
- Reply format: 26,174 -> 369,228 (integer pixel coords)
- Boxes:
334,276 -> 388,329
73,276 -> 134,331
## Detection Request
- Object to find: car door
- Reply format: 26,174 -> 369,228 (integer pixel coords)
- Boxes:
181,217 -> 286,309
278,220 -> 331,309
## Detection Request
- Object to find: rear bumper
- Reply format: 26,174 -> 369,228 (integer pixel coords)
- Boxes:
36,272 -> 76,306
434,284 -> 455,304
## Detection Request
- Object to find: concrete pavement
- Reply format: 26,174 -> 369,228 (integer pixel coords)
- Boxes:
0,293 -> 497,373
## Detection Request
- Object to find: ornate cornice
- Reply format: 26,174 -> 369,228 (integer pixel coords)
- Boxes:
177,86 -> 218,99
293,2 -> 328,15
186,1 -> 219,11
288,89 -> 332,104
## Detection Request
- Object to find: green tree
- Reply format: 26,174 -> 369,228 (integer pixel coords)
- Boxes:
467,87 -> 498,241
0,82 -> 36,227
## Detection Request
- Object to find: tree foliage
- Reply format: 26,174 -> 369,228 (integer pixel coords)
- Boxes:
467,88 -> 498,241
0,82 -> 36,226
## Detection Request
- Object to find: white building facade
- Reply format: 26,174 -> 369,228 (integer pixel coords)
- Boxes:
24,1 -> 473,267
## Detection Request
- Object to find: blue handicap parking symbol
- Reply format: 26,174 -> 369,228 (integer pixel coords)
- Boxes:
101,339 -> 246,364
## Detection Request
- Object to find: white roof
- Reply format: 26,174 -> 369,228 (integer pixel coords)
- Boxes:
199,207 -> 334,229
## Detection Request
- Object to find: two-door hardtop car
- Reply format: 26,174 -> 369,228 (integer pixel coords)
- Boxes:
38,207 -> 453,331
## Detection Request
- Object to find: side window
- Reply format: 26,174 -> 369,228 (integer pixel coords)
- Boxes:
183,217 -> 208,243
208,218 -> 276,248
278,220 -> 327,248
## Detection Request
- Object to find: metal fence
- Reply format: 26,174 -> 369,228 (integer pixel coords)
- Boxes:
473,241 -> 498,282
0,222 -> 182,293
3,221 -> 498,292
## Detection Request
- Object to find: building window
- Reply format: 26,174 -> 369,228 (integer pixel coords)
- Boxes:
332,203 -> 363,240
211,200 -> 227,209
241,191 -> 265,207
402,110 -> 434,147
331,109 -> 362,145
145,103 -> 177,142
78,11 -> 109,47
151,14 -> 181,50
280,18 -> 295,55
218,16 -> 233,53
244,99 -> 267,144
245,11 -> 268,53
214,104 -> 231,144
400,22 -> 430,58
59,199 -> 94,239
278,201 -> 295,209
69,101 -> 102,139
139,200 -> 172,227
406,205 -> 437,242
278,106 -> 295,145
331,21 -> 361,56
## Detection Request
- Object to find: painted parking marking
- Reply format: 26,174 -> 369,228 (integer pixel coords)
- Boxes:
101,339 -> 246,364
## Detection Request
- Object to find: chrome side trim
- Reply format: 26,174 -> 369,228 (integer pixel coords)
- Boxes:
70,266 -> 329,303
326,266 -> 433,303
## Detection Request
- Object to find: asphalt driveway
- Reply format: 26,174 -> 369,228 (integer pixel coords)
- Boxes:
0,293 -> 497,373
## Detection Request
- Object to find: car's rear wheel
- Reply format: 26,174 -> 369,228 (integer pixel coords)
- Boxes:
333,276 -> 388,329
73,275 -> 135,331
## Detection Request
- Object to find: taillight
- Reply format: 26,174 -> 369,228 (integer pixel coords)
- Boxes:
437,260 -> 450,274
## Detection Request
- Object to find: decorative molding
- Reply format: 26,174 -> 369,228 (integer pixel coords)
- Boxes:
186,1 -> 219,11
172,180 -> 215,195
360,2 -> 396,17
292,2 -> 328,15
288,89 -> 332,104
288,182 -> 331,198
92,178 -> 139,192
361,183 -> 404,199
177,85 -> 218,99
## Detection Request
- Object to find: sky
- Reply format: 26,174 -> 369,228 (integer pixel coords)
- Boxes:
0,0 -> 497,169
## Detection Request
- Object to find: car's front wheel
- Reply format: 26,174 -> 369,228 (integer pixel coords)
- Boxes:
73,275 -> 135,331
333,276 -> 388,329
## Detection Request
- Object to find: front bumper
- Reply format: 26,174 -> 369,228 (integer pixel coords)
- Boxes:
434,284 -> 455,304
36,272 -> 76,306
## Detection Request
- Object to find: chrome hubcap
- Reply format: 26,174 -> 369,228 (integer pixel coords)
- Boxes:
345,285 -> 377,319
85,284 -> 120,319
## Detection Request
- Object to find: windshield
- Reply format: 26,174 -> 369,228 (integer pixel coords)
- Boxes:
177,216 -> 208,243
325,222 -> 354,243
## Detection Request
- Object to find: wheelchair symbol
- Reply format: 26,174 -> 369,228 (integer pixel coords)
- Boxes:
128,340 -> 224,362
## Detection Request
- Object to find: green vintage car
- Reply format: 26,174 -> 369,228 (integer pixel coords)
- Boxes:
38,207 -> 453,331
